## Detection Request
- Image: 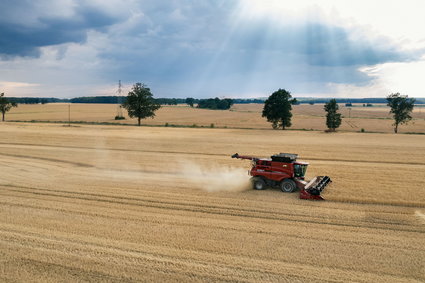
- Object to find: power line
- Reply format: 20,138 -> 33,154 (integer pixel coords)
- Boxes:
116,80 -> 124,118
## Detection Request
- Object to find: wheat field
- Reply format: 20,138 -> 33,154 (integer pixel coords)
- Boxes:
0,122 -> 424,282
7,103 -> 425,133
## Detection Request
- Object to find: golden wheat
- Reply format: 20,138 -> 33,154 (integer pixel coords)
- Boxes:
0,123 -> 424,282
6,103 -> 425,133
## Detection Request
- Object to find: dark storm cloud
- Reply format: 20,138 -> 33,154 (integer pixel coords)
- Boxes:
1,0 -> 423,98
1,0 -> 417,66
98,11 -> 417,95
0,0 -> 123,57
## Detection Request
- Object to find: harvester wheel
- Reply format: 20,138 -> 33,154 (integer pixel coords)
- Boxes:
280,179 -> 296,193
251,177 -> 266,190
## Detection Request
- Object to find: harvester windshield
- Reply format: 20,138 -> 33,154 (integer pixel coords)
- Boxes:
294,164 -> 308,177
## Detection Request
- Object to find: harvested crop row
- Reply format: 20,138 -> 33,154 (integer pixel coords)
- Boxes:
0,123 -> 424,282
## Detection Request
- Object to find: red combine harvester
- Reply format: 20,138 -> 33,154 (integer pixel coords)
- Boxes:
231,153 -> 331,200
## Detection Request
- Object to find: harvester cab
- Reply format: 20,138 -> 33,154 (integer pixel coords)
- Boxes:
231,153 -> 332,200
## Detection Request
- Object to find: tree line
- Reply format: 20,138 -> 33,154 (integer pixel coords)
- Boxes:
6,96 -> 259,106
0,84 -> 417,133
70,96 -> 241,107
196,98 -> 233,110
7,97 -> 61,104
6,95 -> 424,106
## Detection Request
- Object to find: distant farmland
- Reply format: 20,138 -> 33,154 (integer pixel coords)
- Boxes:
7,103 -> 425,133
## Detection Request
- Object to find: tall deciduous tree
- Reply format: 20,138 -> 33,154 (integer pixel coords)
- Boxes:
0,93 -> 18,122
262,89 -> 296,130
122,83 -> 161,126
324,99 -> 342,132
386,93 -> 415,133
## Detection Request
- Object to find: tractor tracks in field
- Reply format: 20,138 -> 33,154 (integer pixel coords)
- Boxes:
1,198 -> 424,254
0,226 -> 248,282
345,120 -> 359,128
0,142 -> 424,166
0,152 -> 93,168
0,225 -> 421,283
1,184 -> 424,234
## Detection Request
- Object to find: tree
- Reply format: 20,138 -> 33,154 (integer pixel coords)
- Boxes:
0,93 -> 18,121
324,99 -> 342,132
262,89 -> 296,130
386,93 -> 415,133
185,97 -> 195,107
122,83 -> 161,126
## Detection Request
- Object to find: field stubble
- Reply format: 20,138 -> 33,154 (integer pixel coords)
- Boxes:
7,103 -> 425,133
0,123 -> 424,282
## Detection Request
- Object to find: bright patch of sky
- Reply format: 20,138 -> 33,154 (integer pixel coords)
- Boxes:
0,0 -> 424,98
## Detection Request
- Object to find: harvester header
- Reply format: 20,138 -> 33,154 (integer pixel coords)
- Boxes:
232,153 -> 332,200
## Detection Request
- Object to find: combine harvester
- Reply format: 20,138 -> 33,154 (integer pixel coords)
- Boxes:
232,153 -> 332,200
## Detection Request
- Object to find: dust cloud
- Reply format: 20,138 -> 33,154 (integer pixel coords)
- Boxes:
89,142 -> 251,193
179,161 -> 251,192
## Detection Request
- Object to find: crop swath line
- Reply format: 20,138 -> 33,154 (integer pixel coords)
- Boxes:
0,185 -> 411,225
0,152 -> 93,168
1,199 -> 423,254
1,258 -> 127,282
0,226 -> 420,282
0,228 -> 319,282
345,120 -> 359,128
5,183 -> 423,221
1,186 -> 423,233
1,142 -> 424,166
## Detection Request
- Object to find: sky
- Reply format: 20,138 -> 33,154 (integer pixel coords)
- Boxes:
0,0 -> 424,99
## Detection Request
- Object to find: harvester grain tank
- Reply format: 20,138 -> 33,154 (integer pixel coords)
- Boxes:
231,153 -> 331,200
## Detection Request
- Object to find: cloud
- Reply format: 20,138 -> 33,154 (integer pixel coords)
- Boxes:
0,0 -> 424,98
0,0 -> 125,58
94,17 -> 416,96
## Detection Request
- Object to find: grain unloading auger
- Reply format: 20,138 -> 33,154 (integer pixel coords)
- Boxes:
231,153 -> 332,200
